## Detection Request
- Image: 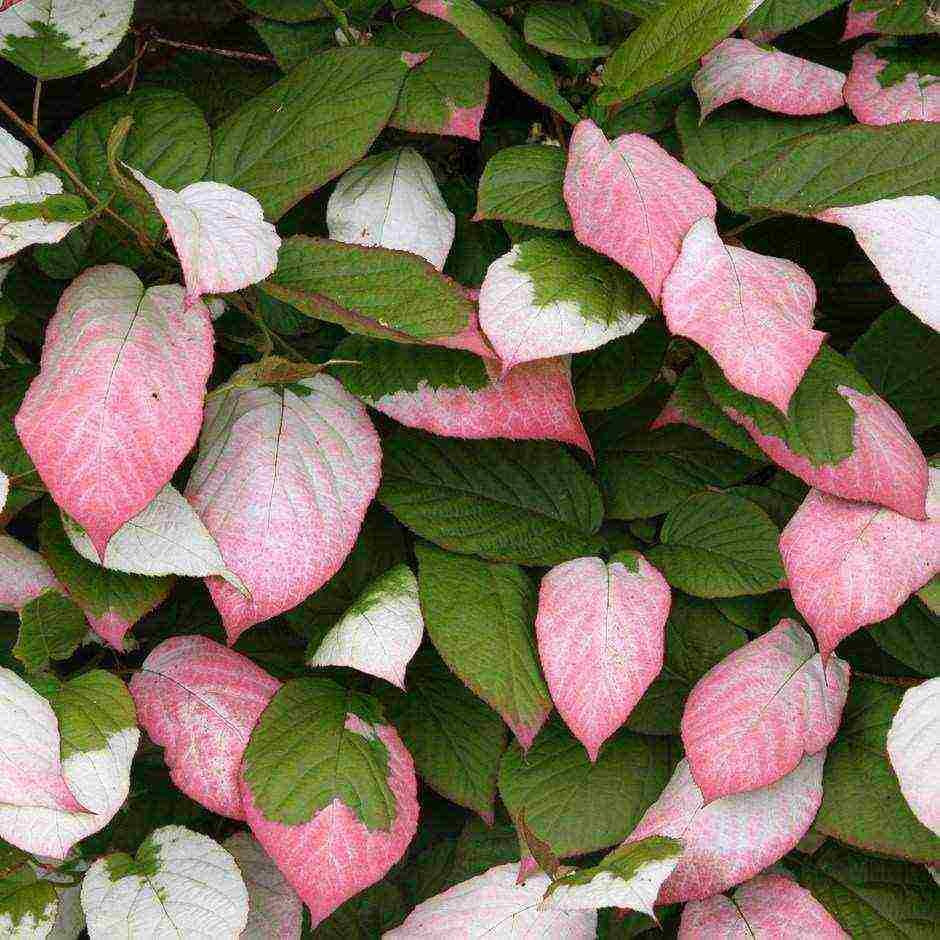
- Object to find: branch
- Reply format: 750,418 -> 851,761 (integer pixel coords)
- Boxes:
134,28 -> 275,63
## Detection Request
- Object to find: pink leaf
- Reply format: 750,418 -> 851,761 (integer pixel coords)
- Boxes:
130,636 -> 281,820
0,1 -> 26,10
535,554 -> 670,762
842,3 -> 880,41
844,42 -> 940,125
681,619 -> 850,801
817,197 -> 940,334
780,474 -> 940,656
241,718 -> 419,928
442,94 -> 488,141
679,874 -> 848,938
694,39 -> 846,120
0,533 -> 59,611
185,372 -> 381,644
563,120 -> 716,302
624,753 -> 825,904
662,218 -> 825,413
15,265 -> 214,557
433,303 -> 497,359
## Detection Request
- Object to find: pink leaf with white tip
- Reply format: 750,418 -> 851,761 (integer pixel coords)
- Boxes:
842,3 -> 880,41
14,265 -> 214,557
817,197 -> 940,334
662,218 -> 825,413
887,677 -> 940,838
563,120 -> 716,302
535,553 -> 670,762
780,473 -> 940,657
693,39 -> 845,120
185,370 -> 381,644
681,619 -> 849,802
844,41 -> 940,125
0,532 -> 59,611
624,752 -> 825,904
679,874 -> 849,939
129,636 -> 281,820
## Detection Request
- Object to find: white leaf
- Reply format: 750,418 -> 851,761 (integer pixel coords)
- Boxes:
327,148 -> 456,271
0,532 -> 59,611
80,826 -> 249,940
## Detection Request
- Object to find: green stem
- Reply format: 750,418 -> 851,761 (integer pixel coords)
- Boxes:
322,0 -> 358,46
722,213 -> 783,240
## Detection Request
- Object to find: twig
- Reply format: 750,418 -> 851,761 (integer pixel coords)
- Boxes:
722,214 -> 782,240
101,36 -> 149,91
322,0 -> 358,46
134,28 -> 274,63
31,79 -> 41,130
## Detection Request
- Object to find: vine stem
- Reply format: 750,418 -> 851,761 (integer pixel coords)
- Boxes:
31,79 -> 41,130
722,214 -> 783,239
134,28 -> 275,63
322,0 -> 358,46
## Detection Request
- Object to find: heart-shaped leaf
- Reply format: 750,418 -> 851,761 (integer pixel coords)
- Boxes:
0,532 -> 58,611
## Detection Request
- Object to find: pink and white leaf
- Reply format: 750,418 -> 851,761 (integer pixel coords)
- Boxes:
127,167 -> 280,304
185,371 -> 381,644
384,862 -> 598,938
624,753 -> 825,904
844,42 -> 940,125
681,619 -> 850,801
535,554 -> 670,762
434,291 -> 497,359
563,120 -> 716,302
0,532 -> 59,611
780,473 -> 940,656
130,636 -> 281,819
662,218 -> 825,413
679,874 -> 849,939
15,265 -> 214,557
842,3 -> 880,41
817,197 -> 940,334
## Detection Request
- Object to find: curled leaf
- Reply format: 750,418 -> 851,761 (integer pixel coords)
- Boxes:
845,40 -> 940,125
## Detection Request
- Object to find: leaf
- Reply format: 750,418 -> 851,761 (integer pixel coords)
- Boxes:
743,0 -> 846,35
693,39 -> 845,120
499,718 -> 678,857
816,676 -> 940,862
681,618 -> 850,801
625,752 -> 824,904
535,554 -> 670,762
377,646 -> 507,823
260,235 -> 474,342
563,120 -> 716,302
223,832 -> 302,940
38,500 -> 173,651
80,826 -> 248,939
129,636 -> 282,820
379,431 -> 603,565
0,0 -> 133,79
15,265 -> 214,557
852,0 -> 940,36
126,167 -> 280,304
780,479 -> 940,656
888,678 -> 940,839
0,858 -> 58,939
699,347 -> 930,519
326,149 -> 455,272
869,596 -> 940,678
475,145 -> 572,230
662,217 -> 825,413
385,862 -> 597,938
251,16 -> 334,71
209,48 -> 410,221
313,880 -> 408,939
14,590 -> 87,673
817,197 -> 940,334
308,564 -> 424,690
185,371 -> 381,644
478,237 -> 653,371
0,667 -> 139,859
679,873 -> 849,938
0,532 -> 58,612
601,0 -> 755,104
240,678 -> 419,927
523,2 -> 611,59
413,1 -> 578,124
374,11 -> 491,140
646,491 -> 785,597
416,542 -> 551,750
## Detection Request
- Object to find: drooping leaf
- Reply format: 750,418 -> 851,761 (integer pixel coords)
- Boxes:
563,119 -> 716,302
185,371 -> 381,644
14,590 -> 88,673
743,0 -> 846,36
523,2 -> 611,59
80,826 -> 249,939
129,636 -> 281,820
0,532 -> 58,612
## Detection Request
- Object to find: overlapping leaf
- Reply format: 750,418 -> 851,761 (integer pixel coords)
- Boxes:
845,40 -> 940,125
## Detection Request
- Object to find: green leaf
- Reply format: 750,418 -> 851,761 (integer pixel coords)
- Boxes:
601,0 -> 754,104
601,66 -> 696,138
646,491 -> 785,597
260,236 -> 473,341
598,425 -> 764,519
498,718 -> 678,857
374,11 -> 491,138
627,594 -> 748,735
0,864 -> 57,938
0,366 -> 39,499
48,670 -> 137,760
379,431 -> 604,565
744,0 -> 845,35
815,676 -> 940,864
251,17 -> 335,71
729,471 -> 809,529
242,677 -> 395,829
14,590 -> 87,673
312,880 -> 408,938
848,305 -> 940,436
377,646 -> 508,821
209,48 -> 410,220
242,0 -> 328,20
415,543 -> 551,748
869,597 -> 940,678
523,2 -> 611,59
0,193 -> 90,224
475,145 -> 572,230
858,0 -> 940,36
919,575 -> 940,615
